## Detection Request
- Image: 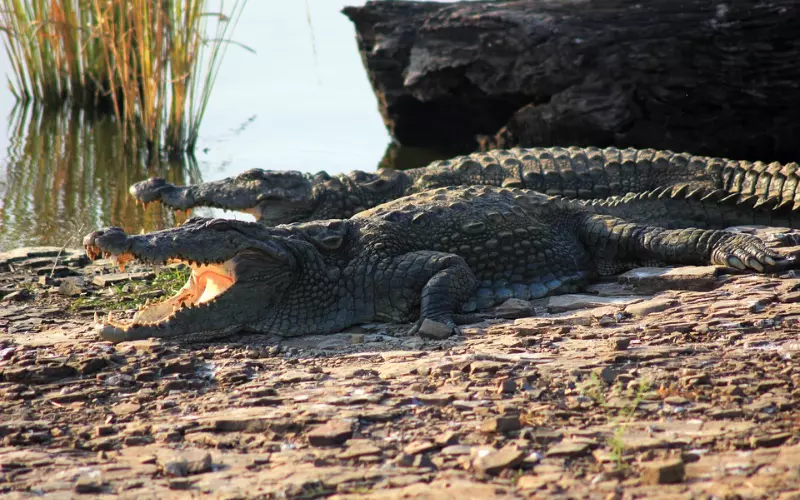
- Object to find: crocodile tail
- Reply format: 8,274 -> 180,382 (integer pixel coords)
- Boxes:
585,185 -> 800,230
718,159 -> 800,212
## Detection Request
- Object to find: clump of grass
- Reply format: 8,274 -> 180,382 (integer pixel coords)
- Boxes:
71,265 -> 191,311
0,0 -> 249,156
579,373 -> 653,473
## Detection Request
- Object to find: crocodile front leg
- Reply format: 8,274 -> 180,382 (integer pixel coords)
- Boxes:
580,214 -> 786,274
373,251 -> 477,336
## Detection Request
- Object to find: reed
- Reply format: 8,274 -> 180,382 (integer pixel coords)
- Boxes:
0,0 -> 248,156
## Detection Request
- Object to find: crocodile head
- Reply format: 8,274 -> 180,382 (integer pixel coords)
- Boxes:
129,169 -> 328,225
83,217 -> 314,342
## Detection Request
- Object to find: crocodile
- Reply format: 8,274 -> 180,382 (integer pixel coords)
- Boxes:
129,147 -> 800,225
84,185 -> 790,343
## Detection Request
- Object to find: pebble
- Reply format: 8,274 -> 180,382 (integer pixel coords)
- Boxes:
416,319 -> 452,340
472,445 -> 524,475
594,366 -> 618,385
640,458 -> 685,485
159,452 -> 212,477
480,415 -> 520,434
611,336 -> 632,351
58,277 -> 84,296
306,420 -> 353,447
74,474 -> 104,494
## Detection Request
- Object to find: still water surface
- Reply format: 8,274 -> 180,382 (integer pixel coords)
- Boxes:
0,1 -> 451,251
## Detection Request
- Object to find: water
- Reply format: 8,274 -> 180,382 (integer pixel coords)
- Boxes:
0,1 -> 452,252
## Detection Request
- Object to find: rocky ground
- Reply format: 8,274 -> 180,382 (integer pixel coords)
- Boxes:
1,231 -> 800,499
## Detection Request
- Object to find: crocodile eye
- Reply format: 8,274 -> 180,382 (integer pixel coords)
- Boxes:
205,219 -> 234,231
240,169 -> 266,180
316,235 -> 343,250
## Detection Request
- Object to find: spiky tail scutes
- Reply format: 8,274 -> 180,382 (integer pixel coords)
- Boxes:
718,159 -> 800,213
415,146 -> 722,198
417,146 -> 800,204
583,185 -> 800,230
579,213 -> 783,275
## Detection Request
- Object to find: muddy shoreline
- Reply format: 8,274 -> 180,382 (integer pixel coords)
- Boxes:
1,242 -> 799,498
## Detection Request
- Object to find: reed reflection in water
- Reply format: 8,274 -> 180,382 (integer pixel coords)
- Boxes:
0,105 -> 201,251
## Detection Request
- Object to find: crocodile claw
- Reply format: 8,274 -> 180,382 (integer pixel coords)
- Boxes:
712,233 -> 786,272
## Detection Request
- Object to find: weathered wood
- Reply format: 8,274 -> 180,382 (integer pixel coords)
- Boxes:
343,1 -> 800,162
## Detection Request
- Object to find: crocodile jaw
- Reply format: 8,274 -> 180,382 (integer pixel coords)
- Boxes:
95,260 -> 239,343
129,171 -> 318,224
83,224 -> 296,343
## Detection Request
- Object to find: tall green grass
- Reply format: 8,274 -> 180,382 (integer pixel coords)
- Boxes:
0,0 -> 248,156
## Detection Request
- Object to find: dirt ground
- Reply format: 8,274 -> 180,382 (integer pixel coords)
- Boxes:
1,233 -> 799,499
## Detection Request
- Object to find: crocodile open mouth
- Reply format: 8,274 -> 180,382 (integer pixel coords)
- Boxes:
85,246 -> 236,331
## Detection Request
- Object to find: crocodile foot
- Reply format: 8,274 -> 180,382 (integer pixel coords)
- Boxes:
710,233 -> 789,272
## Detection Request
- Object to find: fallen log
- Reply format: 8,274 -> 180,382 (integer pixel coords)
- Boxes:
343,0 -> 800,163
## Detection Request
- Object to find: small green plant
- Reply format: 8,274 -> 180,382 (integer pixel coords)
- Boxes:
579,371 -> 607,406
607,425 -> 626,471
579,372 -> 653,473
0,0 -> 250,155
72,265 -> 190,312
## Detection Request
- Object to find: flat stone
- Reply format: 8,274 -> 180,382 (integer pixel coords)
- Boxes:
441,445 -> 473,456
625,298 -> 678,317
618,266 -> 719,293
750,433 -> 792,448
74,474 -> 104,494
435,430 -> 459,446
417,319 -> 452,340
583,282 -> 641,297
338,444 -> 382,459
640,458 -> 685,484
473,445 -> 524,475
111,402 -> 141,417
92,271 -> 154,287
544,294 -> 643,313
546,440 -> 591,458
307,419 -> 353,447
779,291 -> 800,303
403,440 -> 435,455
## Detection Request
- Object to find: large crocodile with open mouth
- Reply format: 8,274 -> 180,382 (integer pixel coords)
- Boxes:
84,185 -> 793,343
130,147 -> 800,225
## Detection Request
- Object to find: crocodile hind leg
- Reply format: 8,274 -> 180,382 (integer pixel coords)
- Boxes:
375,251 -> 478,337
580,214 -> 787,274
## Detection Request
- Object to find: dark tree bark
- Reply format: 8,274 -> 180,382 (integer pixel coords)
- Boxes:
343,1 -> 800,163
